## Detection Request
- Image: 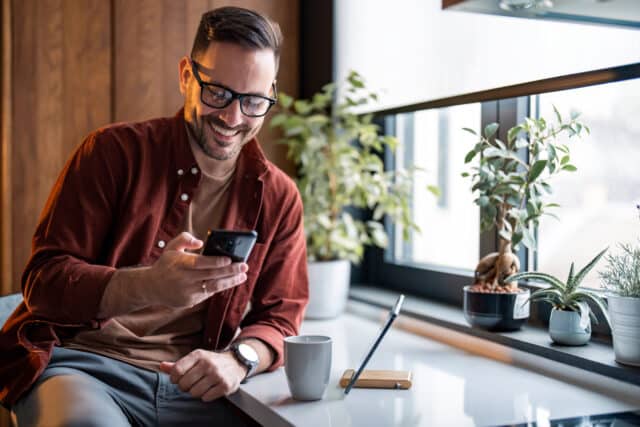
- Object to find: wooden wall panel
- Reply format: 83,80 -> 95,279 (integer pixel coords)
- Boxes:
8,0 -> 111,293
114,0 -> 298,174
1,0 -> 12,297
114,0 -> 206,122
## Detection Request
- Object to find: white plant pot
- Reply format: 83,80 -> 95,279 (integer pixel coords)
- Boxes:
305,259 -> 351,319
548,308 -> 591,346
608,295 -> 640,367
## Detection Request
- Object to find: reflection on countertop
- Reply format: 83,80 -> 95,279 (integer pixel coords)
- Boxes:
231,300 -> 640,427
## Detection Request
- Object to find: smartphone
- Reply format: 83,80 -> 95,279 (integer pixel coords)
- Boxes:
202,229 -> 258,262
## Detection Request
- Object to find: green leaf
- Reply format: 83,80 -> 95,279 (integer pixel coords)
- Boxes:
562,164 -> 577,172
507,125 -> 522,144
427,185 -> 440,197
566,262 -> 575,287
572,247 -> 608,287
553,105 -> 562,123
347,70 -> 365,88
547,144 -> 557,161
505,272 -> 565,290
269,113 -> 287,128
572,291 -> 610,327
462,127 -> 477,136
528,160 -> 547,183
279,93 -> 293,109
464,149 -> 477,163
484,123 -> 499,139
521,226 -> 536,250
528,288 -> 563,306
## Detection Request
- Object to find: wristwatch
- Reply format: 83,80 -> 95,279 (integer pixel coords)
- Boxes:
231,342 -> 259,383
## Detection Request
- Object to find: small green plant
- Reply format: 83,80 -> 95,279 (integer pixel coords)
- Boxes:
270,71 -> 437,264
463,108 -> 589,292
600,242 -> 640,298
506,248 -> 610,325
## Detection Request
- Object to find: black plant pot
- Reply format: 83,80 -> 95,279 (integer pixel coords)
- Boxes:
463,285 -> 530,332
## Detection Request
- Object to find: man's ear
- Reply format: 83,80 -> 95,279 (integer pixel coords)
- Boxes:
178,56 -> 191,95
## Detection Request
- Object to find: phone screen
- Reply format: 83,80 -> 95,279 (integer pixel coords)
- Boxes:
202,229 -> 258,262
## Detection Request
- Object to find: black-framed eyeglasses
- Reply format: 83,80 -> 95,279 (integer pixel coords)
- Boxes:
189,59 -> 277,118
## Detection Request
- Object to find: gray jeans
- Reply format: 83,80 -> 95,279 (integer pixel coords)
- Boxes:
12,346 -> 255,427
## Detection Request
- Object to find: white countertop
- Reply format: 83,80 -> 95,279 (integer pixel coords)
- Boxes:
229,301 -> 640,427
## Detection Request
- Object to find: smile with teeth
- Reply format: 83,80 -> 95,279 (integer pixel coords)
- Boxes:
210,122 -> 240,138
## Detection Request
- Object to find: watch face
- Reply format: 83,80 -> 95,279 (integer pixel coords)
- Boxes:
237,343 -> 259,363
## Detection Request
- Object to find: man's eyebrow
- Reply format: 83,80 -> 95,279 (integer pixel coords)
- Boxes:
205,80 -> 273,98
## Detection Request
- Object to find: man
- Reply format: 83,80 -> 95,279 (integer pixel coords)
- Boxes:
0,6 -> 308,426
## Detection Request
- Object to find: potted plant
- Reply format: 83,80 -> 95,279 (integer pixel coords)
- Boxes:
505,248 -> 609,345
271,71 -> 435,319
599,228 -> 640,366
462,108 -> 589,331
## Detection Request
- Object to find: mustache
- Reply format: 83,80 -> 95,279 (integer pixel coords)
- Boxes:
203,115 -> 250,133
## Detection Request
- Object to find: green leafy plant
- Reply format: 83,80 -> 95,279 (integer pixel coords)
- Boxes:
463,108 -> 589,292
270,71 -> 437,263
600,242 -> 640,298
505,248 -> 610,325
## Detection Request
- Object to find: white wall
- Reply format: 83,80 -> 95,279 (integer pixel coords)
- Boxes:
335,0 -> 640,112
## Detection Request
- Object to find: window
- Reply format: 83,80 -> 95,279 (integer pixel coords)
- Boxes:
392,104 -> 481,272
533,78 -> 640,289
366,65 -> 640,312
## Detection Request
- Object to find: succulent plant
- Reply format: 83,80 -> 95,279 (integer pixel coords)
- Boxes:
505,247 -> 610,325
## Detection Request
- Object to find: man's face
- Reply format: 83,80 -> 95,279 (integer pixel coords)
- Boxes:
180,42 -> 277,161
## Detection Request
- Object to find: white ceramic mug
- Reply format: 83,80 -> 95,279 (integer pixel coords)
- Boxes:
284,335 -> 332,400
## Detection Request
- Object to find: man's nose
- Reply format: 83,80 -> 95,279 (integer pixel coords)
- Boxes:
217,99 -> 244,128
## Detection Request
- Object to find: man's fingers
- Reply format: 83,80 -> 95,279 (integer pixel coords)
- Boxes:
165,232 -> 203,252
177,361 -> 207,392
166,350 -> 200,383
159,361 -> 174,374
200,383 -> 228,402
203,273 -> 248,293
188,375 -> 219,399
191,255 -> 234,270
192,263 -> 248,281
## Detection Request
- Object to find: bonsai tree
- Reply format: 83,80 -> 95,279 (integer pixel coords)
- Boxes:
270,71 -> 437,264
505,247 -> 610,326
463,108 -> 589,292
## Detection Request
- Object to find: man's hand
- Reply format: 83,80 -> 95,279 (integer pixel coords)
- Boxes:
98,232 -> 249,318
145,232 -> 249,308
159,349 -> 247,401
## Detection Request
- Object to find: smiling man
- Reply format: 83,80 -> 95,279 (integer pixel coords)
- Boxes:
0,7 -> 308,426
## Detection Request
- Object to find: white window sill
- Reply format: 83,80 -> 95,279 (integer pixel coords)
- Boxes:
350,284 -> 640,387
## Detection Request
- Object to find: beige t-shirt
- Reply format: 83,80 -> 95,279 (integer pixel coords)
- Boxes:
65,139 -> 236,371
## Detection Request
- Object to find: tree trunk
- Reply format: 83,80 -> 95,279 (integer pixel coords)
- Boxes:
473,206 -> 521,292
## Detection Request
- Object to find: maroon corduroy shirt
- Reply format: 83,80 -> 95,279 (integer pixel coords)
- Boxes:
0,109 -> 309,407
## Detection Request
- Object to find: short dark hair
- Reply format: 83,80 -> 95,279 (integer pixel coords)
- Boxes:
191,7 -> 282,71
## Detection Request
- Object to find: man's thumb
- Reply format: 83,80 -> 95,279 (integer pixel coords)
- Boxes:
165,232 -> 203,252
159,361 -> 174,374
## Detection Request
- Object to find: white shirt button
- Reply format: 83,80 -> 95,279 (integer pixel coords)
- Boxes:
191,167 -> 199,175
180,193 -> 189,201
157,240 -> 166,248
177,169 -> 184,176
